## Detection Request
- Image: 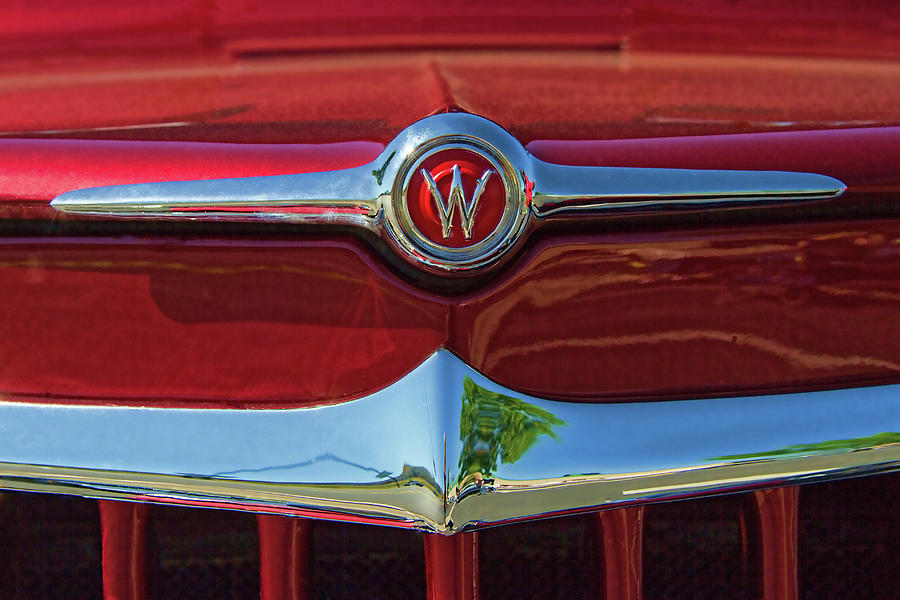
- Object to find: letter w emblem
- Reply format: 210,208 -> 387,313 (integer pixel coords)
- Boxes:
421,164 -> 492,239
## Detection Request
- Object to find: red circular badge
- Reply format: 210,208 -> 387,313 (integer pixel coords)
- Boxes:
406,149 -> 506,248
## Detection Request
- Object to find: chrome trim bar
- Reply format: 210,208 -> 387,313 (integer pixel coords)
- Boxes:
51,113 -> 846,274
0,350 -> 897,534
50,165 -> 382,227
529,161 -> 844,217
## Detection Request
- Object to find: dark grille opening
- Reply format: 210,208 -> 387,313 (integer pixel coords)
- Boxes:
478,514 -> 595,599
310,521 -> 425,598
800,472 -> 900,600
147,505 -> 260,600
0,491 -> 101,600
644,494 -> 756,600
309,521 -> 425,599
1,475 -> 899,599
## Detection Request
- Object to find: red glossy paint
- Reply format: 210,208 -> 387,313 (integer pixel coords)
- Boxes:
443,53 -> 900,144
4,216 -> 899,406
749,487 -> 799,600
0,50 -> 898,147
596,506 -> 645,600
0,127 -> 895,406
424,533 -> 478,600
0,2 -> 625,56
0,15 -> 896,408
258,515 -> 310,600
98,500 -> 148,600
0,2 -> 896,59
452,218 -> 900,401
0,238 -> 447,407
0,52 -> 448,146
629,1 -> 900,60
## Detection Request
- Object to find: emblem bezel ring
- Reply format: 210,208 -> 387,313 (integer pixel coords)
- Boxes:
382,120 -> 531,273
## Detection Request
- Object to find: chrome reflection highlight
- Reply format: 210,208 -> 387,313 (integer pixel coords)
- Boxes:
0,350 -> 897,534
51,113 -> 847,275
457,376 -> 565,486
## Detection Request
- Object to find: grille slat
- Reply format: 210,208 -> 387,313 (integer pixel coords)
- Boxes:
99,500 -> 149,600
596,506 -> 645,600
751,487 -> 799,600
424,532 -> 478,600
257,514 -> 310,600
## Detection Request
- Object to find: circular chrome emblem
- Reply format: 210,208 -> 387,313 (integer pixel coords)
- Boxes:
382,119 -> 530,273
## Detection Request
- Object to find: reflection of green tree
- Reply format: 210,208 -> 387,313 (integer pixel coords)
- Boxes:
458,377 -> 565,485
713,432 -> 900,461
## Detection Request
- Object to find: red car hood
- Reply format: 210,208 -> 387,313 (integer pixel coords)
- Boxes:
0,3 -> 898,408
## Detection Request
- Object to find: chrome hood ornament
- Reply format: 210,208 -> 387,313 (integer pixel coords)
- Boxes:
51,113 -> 846,274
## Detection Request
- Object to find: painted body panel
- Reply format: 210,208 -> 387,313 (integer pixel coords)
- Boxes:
0,2 -> 896,59
1,110 -> 898,406
0,51 -> 898,146
1,214 -> 898,405
0,238 -> 446,407
0,118 -> 897,405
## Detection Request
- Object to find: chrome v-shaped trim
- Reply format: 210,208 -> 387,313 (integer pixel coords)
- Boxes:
51,113 -> 846,274
0,349 -> 897,534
